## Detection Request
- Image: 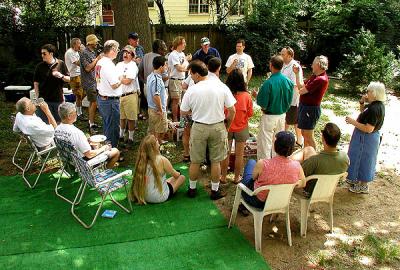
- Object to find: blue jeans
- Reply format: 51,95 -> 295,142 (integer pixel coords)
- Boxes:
241,159 -> 265,209
36,101 -> 62,123
97,96 -> 120,147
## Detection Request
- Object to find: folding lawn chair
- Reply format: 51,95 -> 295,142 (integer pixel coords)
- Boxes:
12,131 -> 56,189
54,137 -> 108,205
229,182 -> 297,252
70,150 -> 133,229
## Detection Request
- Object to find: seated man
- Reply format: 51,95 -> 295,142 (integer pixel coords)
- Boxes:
291,122 -> 349,197
55,102 -> 119,169
13,97 -> 57,150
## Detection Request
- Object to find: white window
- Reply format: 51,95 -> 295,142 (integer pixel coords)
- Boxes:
189,0 -> 209,14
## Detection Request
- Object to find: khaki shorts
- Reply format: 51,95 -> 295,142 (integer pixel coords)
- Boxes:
148,109 -> 168,134
190,122 -> 228,163
168,79 -> 183,100
228,127 -> 250,142
84,87 -> 97,102
120,92 -> 138,120
69,76 -> 85,101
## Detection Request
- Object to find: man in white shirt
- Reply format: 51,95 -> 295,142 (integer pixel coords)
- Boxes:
168,36 -> 192,122
225,39 -> 255,84
65,38 -> 86,121
181,60 -> 236,200
95,40 -> 123,148
13,97 -> 57,150
280,47 -> 304,147
55,102 -> 119,169
116,45 -> 139,148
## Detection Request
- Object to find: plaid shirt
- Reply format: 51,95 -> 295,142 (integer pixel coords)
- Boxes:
79,47 -> 97,91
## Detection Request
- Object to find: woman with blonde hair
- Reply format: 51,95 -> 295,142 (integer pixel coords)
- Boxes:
130,135 -> 185,204
345,81 -> 386,194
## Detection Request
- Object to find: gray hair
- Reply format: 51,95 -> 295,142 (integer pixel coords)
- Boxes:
58,102 -> 76,120
367,81 -> 386,102
104,40 -> 119,54
314,55 -> 329,70
70,38 -> 81,48
15,97 -> 29,113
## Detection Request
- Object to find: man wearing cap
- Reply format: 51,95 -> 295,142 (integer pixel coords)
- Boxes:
181,60 -> 236,200
34,43 -> 70,123
168,36 -> 192,122
225,39 -> 254,84
192,37 -> 221,64
65,38 -> 86,121
80,34 -> 102,133
254,55 -> 294,160
116,45 -> 139,148
95,40 -> 123,148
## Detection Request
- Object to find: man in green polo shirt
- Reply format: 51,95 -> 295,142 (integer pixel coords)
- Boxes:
254,55 -> 293,159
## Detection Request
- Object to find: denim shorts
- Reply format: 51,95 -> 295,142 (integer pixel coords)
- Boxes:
297,103 -> 321,130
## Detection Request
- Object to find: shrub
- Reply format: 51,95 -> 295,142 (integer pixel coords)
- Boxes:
337,28 -> 399,92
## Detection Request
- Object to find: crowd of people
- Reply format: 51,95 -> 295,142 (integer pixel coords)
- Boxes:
13,33 -> 387,208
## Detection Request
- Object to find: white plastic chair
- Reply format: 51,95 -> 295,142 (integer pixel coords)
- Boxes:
229,182 -> 297,252
12,132 -> 56,189
299,172 -> 348,237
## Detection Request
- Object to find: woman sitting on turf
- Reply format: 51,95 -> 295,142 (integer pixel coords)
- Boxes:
130,135 -> 185,204
238,131 -> 306,215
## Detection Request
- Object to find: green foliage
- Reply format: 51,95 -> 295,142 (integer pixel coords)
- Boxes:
224,0 -> 305,73
337,28 -> 399,92
364,234 -> 400,264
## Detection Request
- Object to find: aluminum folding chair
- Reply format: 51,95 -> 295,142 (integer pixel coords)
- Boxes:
54,137 -> 107,205
70,150 -> 132,229
12,131 -> 56,189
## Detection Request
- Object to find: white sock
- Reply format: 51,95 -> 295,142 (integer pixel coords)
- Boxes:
211,181 -> 220,191
120,128 -> 125,138
128,130 -> 134,140
189,180 -> 197,189
76,106 -> 82,115
89,121 -> 94,126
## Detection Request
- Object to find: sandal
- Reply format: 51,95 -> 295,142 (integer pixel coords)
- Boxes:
232,175 -> 243,184
183,155 -> 190,162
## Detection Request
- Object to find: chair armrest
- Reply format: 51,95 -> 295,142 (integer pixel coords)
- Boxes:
237,183 -> 254,196
86,153 -> 108,167
96,170 -> 133,186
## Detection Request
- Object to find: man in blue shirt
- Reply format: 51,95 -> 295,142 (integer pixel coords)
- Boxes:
192,37 -> 221,64
146,56 -> 168,143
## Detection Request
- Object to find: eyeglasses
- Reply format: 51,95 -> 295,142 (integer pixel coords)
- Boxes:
112,47 -> 120,53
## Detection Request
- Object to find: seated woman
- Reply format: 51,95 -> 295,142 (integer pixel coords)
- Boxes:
239,131 -> 305,215
130,135 -> 185,204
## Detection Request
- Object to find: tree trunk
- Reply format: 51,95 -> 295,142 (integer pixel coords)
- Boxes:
111,0 -> 152,52
155,0 -> 167,25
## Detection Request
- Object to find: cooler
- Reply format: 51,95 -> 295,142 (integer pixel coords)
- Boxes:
4,86 -> 32,101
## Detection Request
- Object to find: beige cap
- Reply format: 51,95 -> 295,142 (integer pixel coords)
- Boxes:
86,34 -> 99,45
122,45 -> 135,55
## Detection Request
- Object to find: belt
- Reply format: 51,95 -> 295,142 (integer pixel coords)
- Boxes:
121,91 -> 136,97
98,94 -> 119,100
262,109 -> 278,115
194,121 -> 224,125
170,78 -> 184,81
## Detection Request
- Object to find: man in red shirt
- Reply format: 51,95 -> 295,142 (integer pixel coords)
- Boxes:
293,55 -> 329,149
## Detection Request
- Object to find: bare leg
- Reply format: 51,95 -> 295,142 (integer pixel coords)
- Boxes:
290,146 -> 317,162
127,120 -> 135,132
234,141 -> 246,182
89,101 -> 97,124
220,140 -> 233,183
106,148 -> 120,168
120,119 -> 127,131
189,163 -> 201,181
167,175 -> 186,193
183,126 -> 191,157
302,129 -> 316,149
295,124 -> 303,145
171,98 -> 179,122
210,162 -> 221,183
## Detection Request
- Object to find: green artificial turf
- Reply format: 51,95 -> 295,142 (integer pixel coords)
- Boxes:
0,165 -> 270,269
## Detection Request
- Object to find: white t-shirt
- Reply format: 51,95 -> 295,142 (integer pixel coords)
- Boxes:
168,50 -> 188,79
13,112 -> 54,148
181,78 -> 236,124
65,48 -> 80,78
95,57 -> 122,97
144,155 -> 169,203
116,61 -> 139,94
225,53 -> 255,82
55,123 -> 91,157
281,59 -> 304,106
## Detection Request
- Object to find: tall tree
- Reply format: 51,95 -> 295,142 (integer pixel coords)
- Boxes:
112,0 -> 152,52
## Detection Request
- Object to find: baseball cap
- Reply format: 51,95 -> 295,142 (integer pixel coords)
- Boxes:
123,45 -> 135,55
275,131 -> 295,148
128,32 -> 139,39
200,37 -> 210,45
86,34 -> 99,45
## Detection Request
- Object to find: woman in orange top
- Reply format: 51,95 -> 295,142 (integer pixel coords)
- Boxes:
221,69 -> 253,183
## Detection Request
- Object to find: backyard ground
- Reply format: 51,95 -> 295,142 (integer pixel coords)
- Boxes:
1,78 -> 399,269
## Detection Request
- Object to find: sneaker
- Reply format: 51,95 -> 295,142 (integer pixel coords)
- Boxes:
89,123 -> 101,134
349,183 -> 369,194
118,137 -> 126,148
238,204 -> 250,217
77,114 -> 88,121
210,189 -> 226,200
346,179 -> 356,186
187,188 -> 197,198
